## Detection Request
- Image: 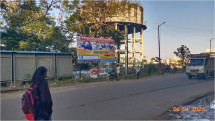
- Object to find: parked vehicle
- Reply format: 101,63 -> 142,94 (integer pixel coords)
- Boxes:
108,71 -> 119,81
186,53 -> 214,80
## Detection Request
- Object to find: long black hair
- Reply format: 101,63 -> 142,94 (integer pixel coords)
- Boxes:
31,66 -> 48,86
32,66 -> 52,103
32,66 -> 53,118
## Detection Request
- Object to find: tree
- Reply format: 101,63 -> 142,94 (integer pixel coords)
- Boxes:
143,59 -> 148,64
150,57 -> 155,64
64,0 -> 131,63
163,60 -> 167,65
65,0 -> 136,37
174,45 -> 190,70
128,57 -> 133,63
68,47 -> 77,64
107,27 -> 125,63
0,0 -> 72,52
155,57 -> 161,63
121,57 -> 125,63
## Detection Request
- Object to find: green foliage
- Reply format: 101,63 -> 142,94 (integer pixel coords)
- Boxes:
79,77 -> 94,83
0,0 -> 72,52
65,0 -> 135,37
107,27 -> 125,48
68,48 -> 77,64
106,27 -> 125,63
173,67 -> 179,73
148,64 -> 157,75
64,0 -> 129,64
143,59 -> 148,64
128,57 -> 133,63
24,73 -> 31,81
121,57 -> 125,63
150,57 -> 155,64
155,57 -> 161,63
174,45 -> 190,70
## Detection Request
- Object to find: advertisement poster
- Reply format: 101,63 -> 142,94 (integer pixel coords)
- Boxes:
77,36 -> 116,63
73,68 -> 113,78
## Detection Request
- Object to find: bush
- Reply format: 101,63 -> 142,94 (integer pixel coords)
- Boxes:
79,77 -> 107,83
148,64 -> 158,75
172,67 -> 179,73
79,78 -> 92,83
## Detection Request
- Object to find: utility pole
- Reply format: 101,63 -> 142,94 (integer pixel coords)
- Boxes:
158,22 -> 166,73
210,38 -> 214,55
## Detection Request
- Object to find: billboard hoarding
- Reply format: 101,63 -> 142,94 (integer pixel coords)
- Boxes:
78,55 -> 99,60
73,68 -> 114,78
100,59 -> 116,63
77,36 -> 116,64
77,59 -> 100,64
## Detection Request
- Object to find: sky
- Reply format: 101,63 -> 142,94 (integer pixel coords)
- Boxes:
139,0 -> 214,60
50,0 -> 214,60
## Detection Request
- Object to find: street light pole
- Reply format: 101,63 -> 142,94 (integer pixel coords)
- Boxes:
158,22 -> 166,73
210,38 -> 214,55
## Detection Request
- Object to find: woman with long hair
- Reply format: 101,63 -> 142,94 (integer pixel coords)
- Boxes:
31,66 -> 53,120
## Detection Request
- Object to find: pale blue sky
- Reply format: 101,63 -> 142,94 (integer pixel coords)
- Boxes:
140,1 -> 214,59
50,0 -> 214,60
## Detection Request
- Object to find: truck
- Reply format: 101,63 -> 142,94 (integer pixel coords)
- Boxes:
186,53 -> 214,79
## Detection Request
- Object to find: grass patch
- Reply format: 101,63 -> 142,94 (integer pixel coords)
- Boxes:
48,78 -> 78,87
47,77 -> 109,87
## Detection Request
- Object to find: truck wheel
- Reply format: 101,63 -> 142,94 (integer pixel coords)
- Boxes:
188,75 -> 192,79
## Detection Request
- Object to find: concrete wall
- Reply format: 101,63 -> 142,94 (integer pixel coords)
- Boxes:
57,55 -> 73,77
37,55 -> 55,78
15,54 -> 36,81
0,53 -> 12,81
0,53 -> 73,82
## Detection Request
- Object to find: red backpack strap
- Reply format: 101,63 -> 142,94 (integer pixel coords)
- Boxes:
33,83 -> 38,99
33,83 -> 36,88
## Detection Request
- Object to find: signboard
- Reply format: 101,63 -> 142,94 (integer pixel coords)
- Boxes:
77,36 -> 116,63
73,68 -> 113,78
77,59 -> 100,64
77,55 -> 99,60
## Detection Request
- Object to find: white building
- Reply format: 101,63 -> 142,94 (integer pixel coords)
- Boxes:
165,56 -> 182,68
205,48 -> 215,53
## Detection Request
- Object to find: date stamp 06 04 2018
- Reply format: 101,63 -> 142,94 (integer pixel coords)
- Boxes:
173,107 -> 206,112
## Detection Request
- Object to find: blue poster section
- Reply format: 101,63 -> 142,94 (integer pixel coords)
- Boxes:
100,59 -> 115,63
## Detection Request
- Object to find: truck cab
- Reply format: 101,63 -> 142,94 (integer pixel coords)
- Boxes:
186,58 -> 207,79
186,53 -> 214,80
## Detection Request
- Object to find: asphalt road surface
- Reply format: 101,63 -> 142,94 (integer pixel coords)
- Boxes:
1,73 -> 214,120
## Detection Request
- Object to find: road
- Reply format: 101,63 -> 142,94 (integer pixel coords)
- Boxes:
1,73 -> 214,120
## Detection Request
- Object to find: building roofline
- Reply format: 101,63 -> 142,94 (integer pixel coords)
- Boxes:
0,50 -> 72,55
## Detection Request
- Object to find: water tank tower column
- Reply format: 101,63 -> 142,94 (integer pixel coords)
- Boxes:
124,25 -> 128,75
140,28 -> 144,68
132,27 -> 136,70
